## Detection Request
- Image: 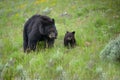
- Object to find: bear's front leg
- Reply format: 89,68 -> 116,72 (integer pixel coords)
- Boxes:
47,39 -> 54,48
44,39 -> 48,48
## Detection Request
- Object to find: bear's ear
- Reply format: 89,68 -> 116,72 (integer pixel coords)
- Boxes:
72,31 -> 75,34
52,18 -> 55,24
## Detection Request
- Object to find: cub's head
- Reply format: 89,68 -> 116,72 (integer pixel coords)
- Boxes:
65,31 -> 75,41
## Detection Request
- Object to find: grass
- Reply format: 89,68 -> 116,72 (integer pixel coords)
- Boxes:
0,0 -> 120,80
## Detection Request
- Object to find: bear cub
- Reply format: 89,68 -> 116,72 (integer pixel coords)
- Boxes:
64,31 -> 76,48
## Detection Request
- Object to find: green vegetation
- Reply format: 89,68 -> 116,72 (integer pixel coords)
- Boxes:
0,0 -> 120,80
100,35 -> 120,62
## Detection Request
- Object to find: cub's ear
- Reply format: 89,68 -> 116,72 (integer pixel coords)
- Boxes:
52,18 -> 55,24
72,31 -> 75,34
66,31 -> 69,33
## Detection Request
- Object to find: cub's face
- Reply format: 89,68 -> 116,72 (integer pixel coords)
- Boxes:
65,31 -> 75,41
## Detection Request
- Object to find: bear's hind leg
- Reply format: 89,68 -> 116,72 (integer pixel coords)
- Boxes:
23,40 -> 28,52
28,40 -> 37,51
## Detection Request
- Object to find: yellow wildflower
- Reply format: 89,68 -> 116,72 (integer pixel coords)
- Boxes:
19,4 -> 26,9
15,13 -> 19,17
34,0 -> 46,5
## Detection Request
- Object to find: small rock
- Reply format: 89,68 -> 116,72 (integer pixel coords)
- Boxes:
42,7 -> 52,15
60,12 -> 71,18
85,41 -> 91,47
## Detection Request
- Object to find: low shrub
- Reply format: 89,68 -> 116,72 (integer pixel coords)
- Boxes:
100,35 -> 120,62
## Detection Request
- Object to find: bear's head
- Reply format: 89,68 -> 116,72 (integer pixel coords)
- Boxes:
39,17 -> 58,39
46,19 -> 57,39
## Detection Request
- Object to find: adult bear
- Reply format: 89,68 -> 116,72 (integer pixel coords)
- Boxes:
23,14 -> 58,52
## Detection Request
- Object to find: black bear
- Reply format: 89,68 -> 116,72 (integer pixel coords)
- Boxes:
23,14 -> 58,52
64,31 -> 76,48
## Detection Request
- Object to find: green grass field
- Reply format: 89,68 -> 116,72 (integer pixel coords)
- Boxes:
0,0 -> 120,80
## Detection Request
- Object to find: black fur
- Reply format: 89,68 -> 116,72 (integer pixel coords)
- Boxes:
64,31 -> 76,48
23,14 -> 57,52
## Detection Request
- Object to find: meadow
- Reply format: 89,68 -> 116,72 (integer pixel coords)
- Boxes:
0,0 -> 120,80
